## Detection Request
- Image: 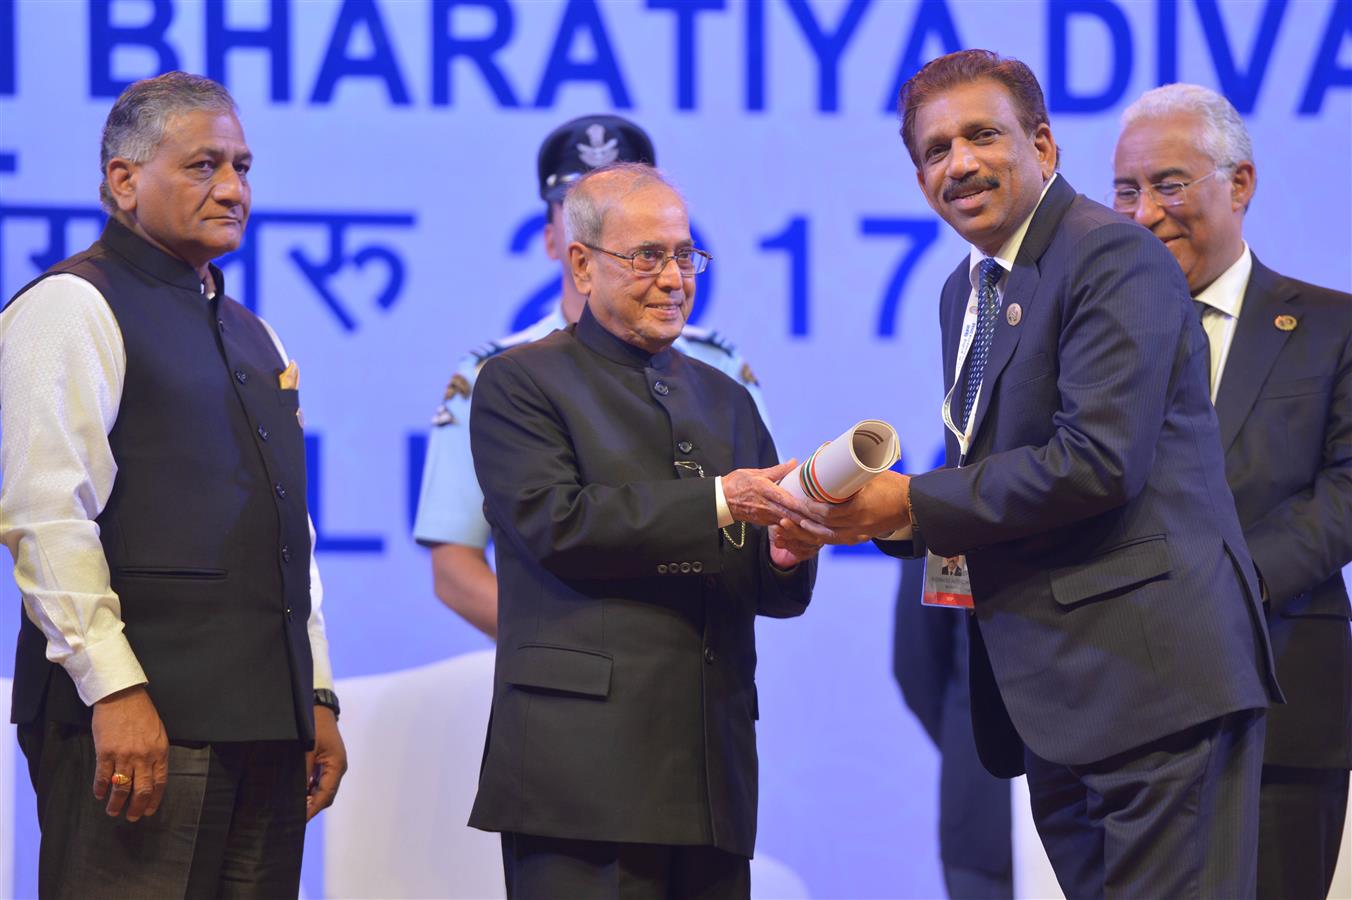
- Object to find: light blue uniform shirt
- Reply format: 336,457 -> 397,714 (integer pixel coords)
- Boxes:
412,307 -> 772,548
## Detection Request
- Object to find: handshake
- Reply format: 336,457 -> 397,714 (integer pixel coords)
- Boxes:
720,420 -> 912,569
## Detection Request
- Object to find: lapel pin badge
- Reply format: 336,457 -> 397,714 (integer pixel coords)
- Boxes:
1274,314 -> 1297,332
1006,303 -> 1022,326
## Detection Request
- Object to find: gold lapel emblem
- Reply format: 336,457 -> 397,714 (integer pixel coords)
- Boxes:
1006,303 -> 1022,326
740,362 -> 759,386
1274,314 -> 1297,332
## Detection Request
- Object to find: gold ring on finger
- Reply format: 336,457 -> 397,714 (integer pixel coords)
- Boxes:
110,772 -> 131,787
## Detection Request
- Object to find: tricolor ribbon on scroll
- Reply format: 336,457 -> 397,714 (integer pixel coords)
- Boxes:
779,420 -> 901,504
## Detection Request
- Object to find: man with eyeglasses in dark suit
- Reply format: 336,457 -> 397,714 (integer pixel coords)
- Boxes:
1115,82 -> 1352,900
466,162 -> 820,899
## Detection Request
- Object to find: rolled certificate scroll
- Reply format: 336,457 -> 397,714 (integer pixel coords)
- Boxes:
781,419 -> 901,504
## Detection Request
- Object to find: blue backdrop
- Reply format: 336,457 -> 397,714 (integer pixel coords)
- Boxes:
1,0 -> 1349,897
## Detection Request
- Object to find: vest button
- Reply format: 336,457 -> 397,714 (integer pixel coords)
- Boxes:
704,646 -> 716,665
274,482 -> 287,499
653,381 -> 669,396
217,318 -> 225,331
677,440 -> 693,454
258,425 -> 270,441
281,545 -> 292,563
234,369 -> 248,384
285,608 -> 294,622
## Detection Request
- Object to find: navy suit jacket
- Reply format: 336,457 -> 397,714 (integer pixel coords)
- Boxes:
881,176 -> 1281,776
1218,256 -> 1352,769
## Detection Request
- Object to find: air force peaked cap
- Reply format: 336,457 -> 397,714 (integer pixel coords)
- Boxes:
537,114 -> 657,203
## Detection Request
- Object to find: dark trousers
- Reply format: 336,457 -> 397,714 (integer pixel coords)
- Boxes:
943,864 -> 1014,900
1256,764 -> 1349,900
939,623 -> 1013,900
1024,709 -> 1265,900
500,832 -> 751,900
18,722 -> 308,900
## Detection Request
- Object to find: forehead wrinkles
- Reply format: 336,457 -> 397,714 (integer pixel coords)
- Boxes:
1117,126 -> 1210,181
158,112 -> 248,157
602,187 -> 687,242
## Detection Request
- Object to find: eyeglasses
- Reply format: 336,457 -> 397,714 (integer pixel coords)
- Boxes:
1109,168 -> 1229,211
583,243 -> 712,276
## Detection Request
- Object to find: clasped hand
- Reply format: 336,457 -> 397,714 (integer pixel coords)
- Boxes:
721,460 -> 824,567
770,471 -> 914,552
720,464 -> 912,565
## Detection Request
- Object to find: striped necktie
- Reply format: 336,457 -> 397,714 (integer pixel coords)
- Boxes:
962,257 -> 1004,432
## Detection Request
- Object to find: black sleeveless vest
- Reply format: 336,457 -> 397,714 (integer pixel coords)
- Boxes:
8,219 -> 315,743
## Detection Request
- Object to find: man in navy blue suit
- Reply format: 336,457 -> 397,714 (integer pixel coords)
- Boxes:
783,50 -> 1281,898
1115,83 -> 1352,900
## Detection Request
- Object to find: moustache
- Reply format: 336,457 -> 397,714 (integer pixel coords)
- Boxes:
943,175 -> 999,203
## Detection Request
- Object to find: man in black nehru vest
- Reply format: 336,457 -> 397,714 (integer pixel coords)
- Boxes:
0,72 -> 347,897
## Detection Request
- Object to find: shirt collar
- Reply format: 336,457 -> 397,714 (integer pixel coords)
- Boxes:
574,303 -> 674,370
967,173 -> 1057,289
1193,243 -> 1252,319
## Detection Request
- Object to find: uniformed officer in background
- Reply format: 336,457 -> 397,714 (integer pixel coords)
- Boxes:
413,114 -> 770,637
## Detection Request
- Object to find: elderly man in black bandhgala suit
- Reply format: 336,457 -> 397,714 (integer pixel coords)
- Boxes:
467,162 -> 819,899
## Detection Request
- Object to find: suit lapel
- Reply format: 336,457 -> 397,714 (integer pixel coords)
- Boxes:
1214,256 -> 1297,451
966,176 -> 1076,442
939,263 -> 971,435
940,263 -> 970,387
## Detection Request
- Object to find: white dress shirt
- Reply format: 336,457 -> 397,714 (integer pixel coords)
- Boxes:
951,174 -> 1058,458
879,175 -> 1060,545
1192,244 -> 1252,401
0,273 -> 335,707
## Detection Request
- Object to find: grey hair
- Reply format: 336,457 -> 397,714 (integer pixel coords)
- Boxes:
564,162 -> 683,246
1120,83 -> 1253,169
99,71 -> 238,212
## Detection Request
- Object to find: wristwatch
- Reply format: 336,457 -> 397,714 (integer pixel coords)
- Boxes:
314,688 -> 341,720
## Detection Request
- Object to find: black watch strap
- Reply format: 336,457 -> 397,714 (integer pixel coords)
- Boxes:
314,688 -> 341,719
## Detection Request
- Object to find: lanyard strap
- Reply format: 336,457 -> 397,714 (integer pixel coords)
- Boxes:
941,301 -> 981,462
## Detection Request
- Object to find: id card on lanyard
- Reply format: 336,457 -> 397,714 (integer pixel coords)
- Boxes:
922,295 -> 983,609
923,551 -> 973,608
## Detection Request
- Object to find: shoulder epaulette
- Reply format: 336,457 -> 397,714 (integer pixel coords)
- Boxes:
470,340 -> 507,363
680,325 -> 736,356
